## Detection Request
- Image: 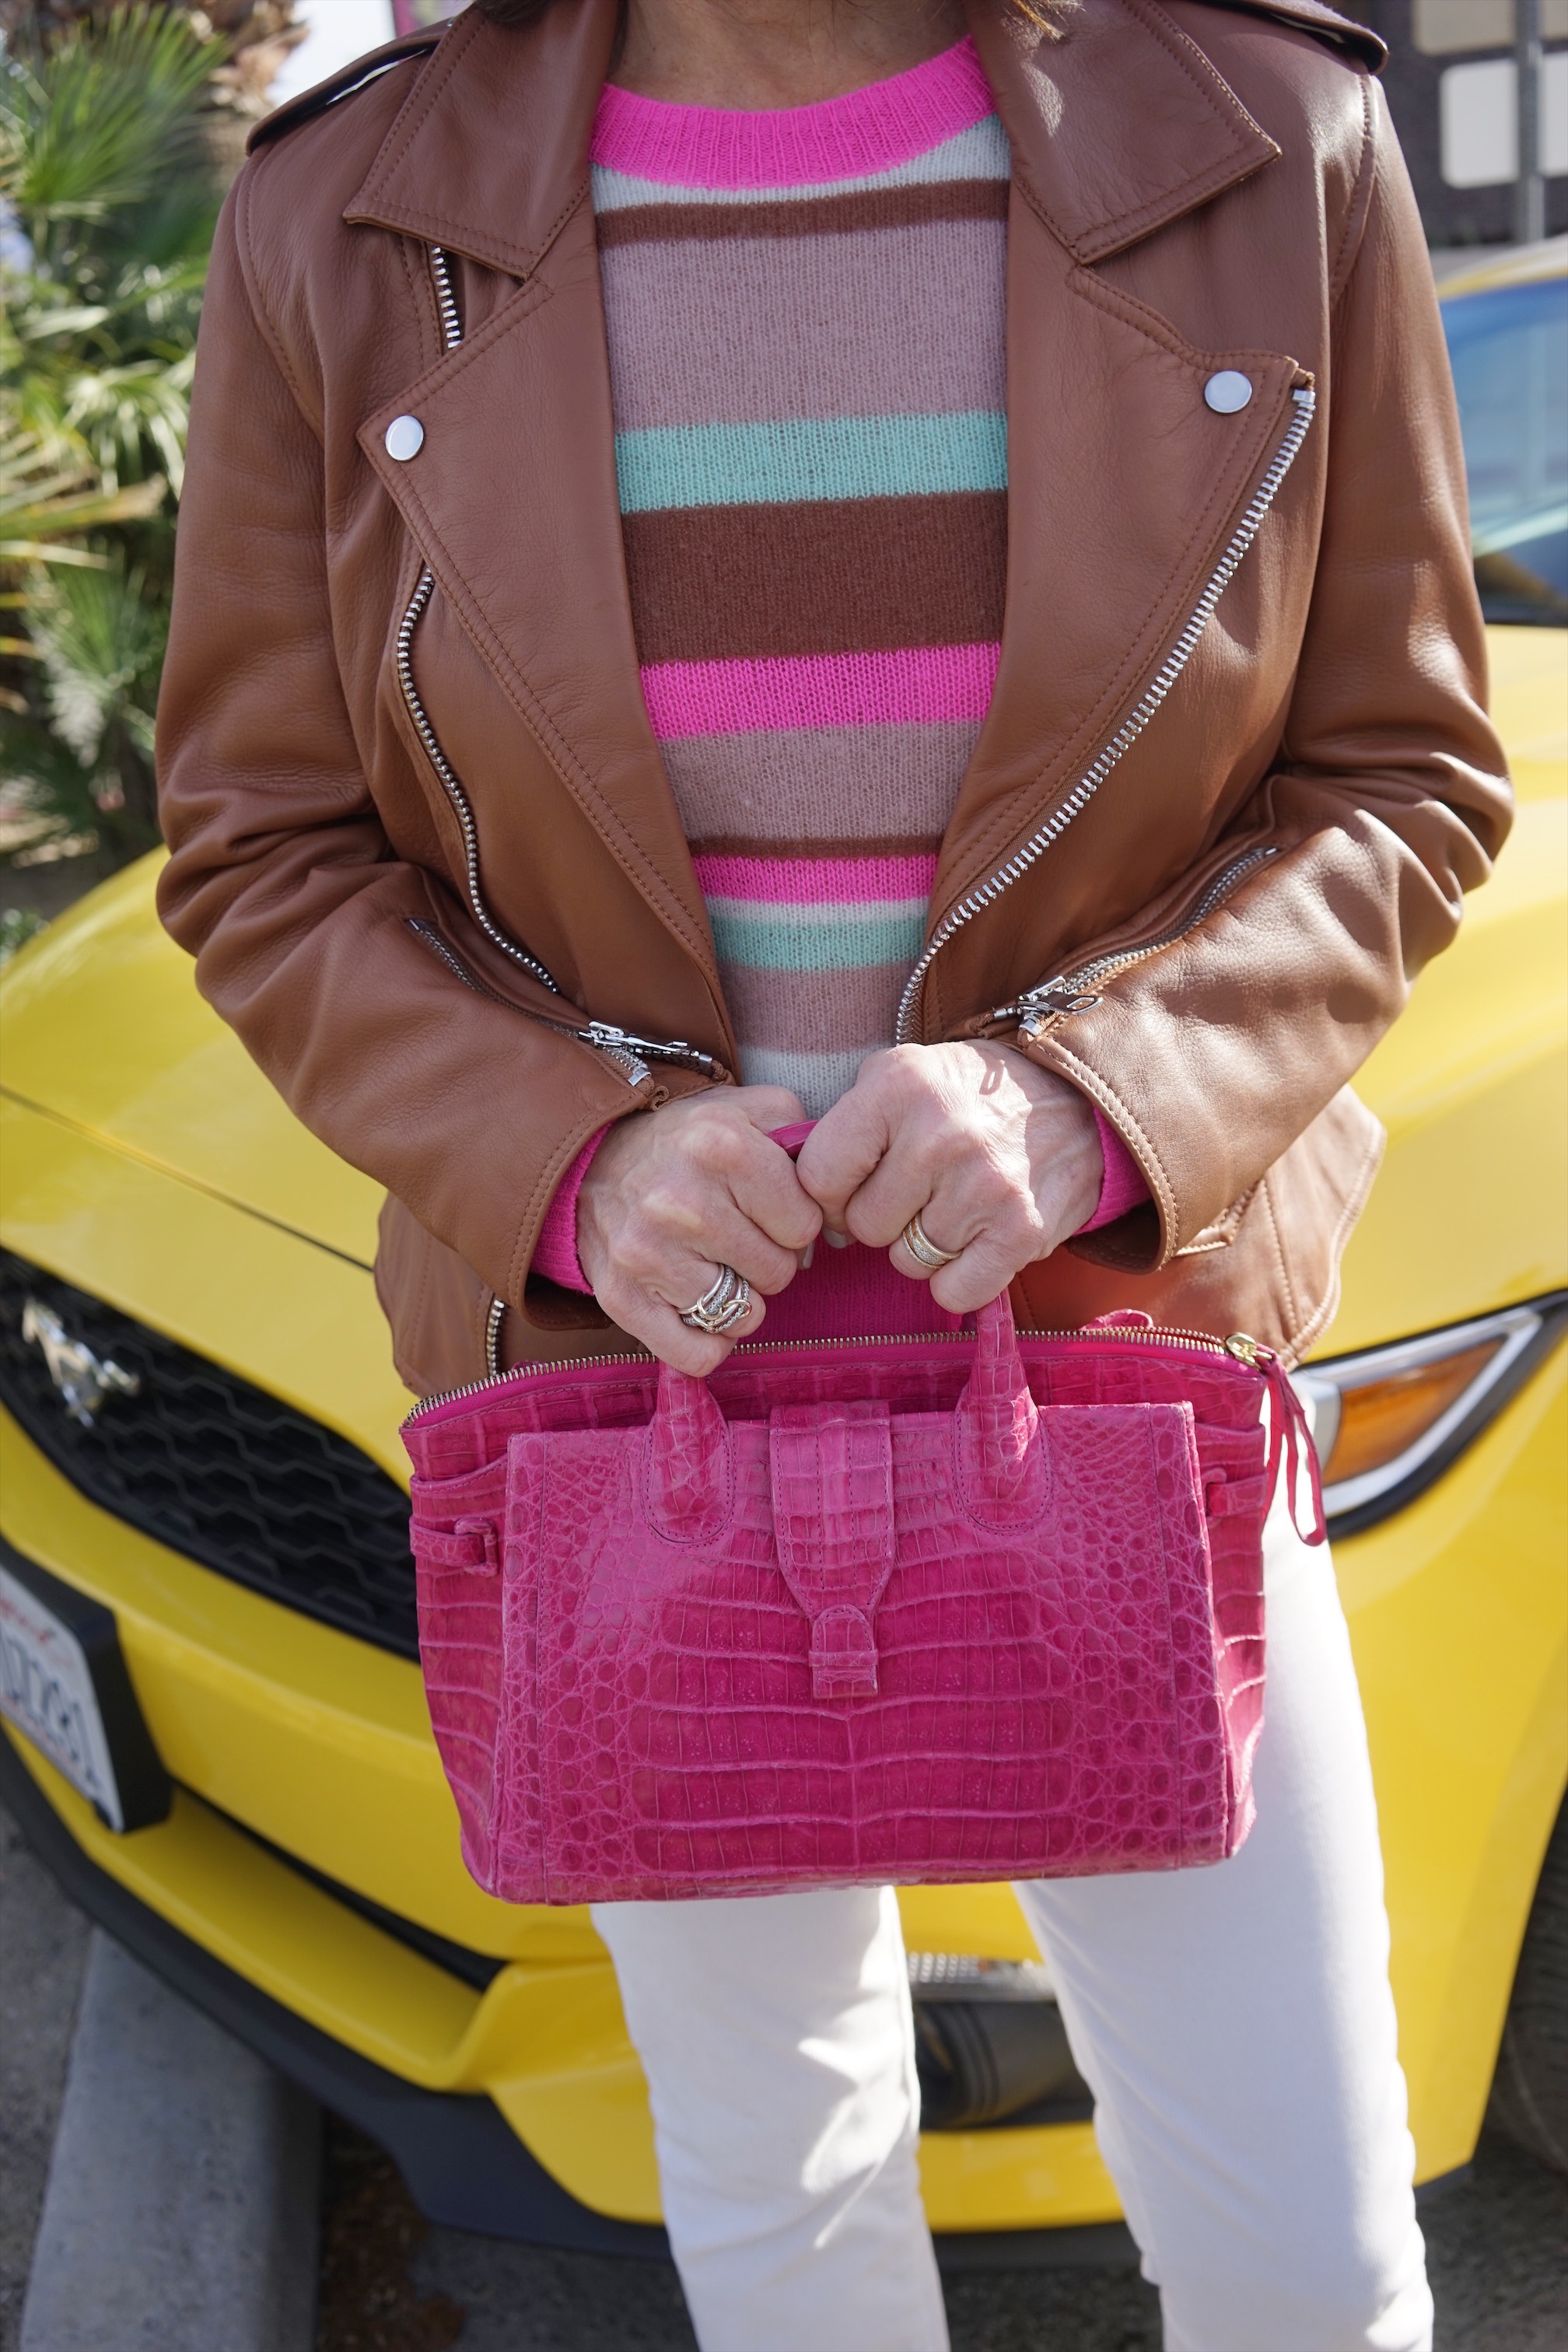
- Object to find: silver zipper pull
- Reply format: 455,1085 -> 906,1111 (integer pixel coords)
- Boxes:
992,979 -> 1104,1027
580,1022 -> 723,1084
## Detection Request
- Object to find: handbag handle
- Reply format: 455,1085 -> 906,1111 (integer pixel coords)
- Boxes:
957,1291 -> 1048,1526
649,1121 -> 1045,1534
648,1286 -> 1045,1538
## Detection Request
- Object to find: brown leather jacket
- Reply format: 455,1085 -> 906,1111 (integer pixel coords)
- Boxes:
155,0 -> 1510,1395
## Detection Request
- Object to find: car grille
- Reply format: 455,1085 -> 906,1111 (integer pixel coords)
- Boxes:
0,1251 -> 418,1657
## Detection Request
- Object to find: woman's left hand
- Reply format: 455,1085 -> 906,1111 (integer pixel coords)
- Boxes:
795,1043 -> 1106,1315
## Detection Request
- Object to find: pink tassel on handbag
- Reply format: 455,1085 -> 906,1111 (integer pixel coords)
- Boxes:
403,1293 -> 1321,1906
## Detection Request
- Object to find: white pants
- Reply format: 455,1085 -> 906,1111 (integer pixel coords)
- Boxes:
593,1503 -> 1433,2352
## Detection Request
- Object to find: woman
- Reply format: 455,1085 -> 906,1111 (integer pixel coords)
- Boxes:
156,0 -> 1509,2344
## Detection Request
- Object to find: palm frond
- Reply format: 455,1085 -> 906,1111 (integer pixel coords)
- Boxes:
26,553 -> 167,764
0,427 -> 165,555
1,7 -> 215,237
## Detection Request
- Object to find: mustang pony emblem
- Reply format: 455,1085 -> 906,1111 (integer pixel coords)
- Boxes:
21,1300 -> 141,1428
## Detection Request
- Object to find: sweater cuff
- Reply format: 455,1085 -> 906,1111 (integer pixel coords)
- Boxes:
533,1127 -> 611,1293
1078,1105 -> 1150,1234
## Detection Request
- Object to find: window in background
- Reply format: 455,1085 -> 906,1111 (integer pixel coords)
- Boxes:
1415,0 -> 1568,52
1441,50 -> 1568,186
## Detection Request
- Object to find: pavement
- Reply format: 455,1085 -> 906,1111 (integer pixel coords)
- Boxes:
3,1792 -> 1566,2352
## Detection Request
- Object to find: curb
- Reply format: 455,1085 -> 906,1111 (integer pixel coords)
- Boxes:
20,1931 -> 320,2352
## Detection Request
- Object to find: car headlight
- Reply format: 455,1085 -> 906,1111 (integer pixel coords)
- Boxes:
1292,1293 -> 1568,1537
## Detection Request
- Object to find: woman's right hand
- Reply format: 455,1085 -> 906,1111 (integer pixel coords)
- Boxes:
576,1087 -> 821,1373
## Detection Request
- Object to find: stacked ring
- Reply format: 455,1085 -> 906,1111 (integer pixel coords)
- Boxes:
900,1213 -> 961,1271
679,1264 -> 753,1335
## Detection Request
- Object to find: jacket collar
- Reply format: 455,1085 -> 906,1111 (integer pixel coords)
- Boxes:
345,0 -> 617,278
345,0 -> 1281,276
969,0 -> 1279,264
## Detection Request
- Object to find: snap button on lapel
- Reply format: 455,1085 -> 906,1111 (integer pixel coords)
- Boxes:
1204,371 -> 1254,415
384,415 -> 425,461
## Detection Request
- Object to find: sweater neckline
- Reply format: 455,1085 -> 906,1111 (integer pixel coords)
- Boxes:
590,36 -> 992,190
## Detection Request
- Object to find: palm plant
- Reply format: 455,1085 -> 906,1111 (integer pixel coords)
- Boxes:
1,2 -> 301,868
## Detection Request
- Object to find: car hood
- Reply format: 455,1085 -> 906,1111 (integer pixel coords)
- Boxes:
0,853 -> 380,1268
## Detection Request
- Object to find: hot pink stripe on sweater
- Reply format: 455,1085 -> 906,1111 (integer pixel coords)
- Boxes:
591,37 -> 992,189
641,642 -> 1000,740
692,852 -> 938,905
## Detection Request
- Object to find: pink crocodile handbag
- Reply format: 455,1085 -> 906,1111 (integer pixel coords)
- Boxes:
403,1291 -> 1321,1906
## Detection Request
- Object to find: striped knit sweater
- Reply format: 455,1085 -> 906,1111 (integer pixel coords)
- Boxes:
593,36 -> 1007,1116
534,40 -> 1145,1302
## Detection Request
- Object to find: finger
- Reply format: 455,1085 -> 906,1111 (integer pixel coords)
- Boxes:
730,1083 -> 809,1134
620,1198 -> 802,1299
855,1124 -> 1034,1255
877,1143 -> 1044,1281
890,1207 -> 971,1282
796,1086 -> 894,1233
716,1132 -> 821,1255
596,1267 -> 766,1376
926,1230 -> 1036,1318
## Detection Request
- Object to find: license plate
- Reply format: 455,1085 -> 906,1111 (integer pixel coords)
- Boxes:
0,1545 -> 170,1832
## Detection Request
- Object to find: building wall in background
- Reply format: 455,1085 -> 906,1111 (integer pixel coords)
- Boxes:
1347,0 -> 1566,242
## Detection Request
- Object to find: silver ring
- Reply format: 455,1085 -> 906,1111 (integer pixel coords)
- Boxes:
678,1264 -> 752,1335
901,1212 -> 961,1271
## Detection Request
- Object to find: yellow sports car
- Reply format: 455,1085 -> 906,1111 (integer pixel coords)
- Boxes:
2,241 -> 1564,2256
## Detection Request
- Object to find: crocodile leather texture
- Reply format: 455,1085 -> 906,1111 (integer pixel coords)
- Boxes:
404,1298 -> 1299,1905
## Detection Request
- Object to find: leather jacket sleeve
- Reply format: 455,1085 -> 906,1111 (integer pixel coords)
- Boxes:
1021,86 -> 1512,1272
156,196 -> 650,1317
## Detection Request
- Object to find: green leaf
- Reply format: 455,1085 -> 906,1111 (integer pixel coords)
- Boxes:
26,551 -> 167,765
1,7 -> 217,239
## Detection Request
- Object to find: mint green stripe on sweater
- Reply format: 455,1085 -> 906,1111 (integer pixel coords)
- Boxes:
709,901 -> 927,971
614,411 -> 1007,513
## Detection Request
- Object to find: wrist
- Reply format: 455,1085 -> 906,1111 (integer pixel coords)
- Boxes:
1080,1106 -> 1149,1233
534,1126 -> 612,1293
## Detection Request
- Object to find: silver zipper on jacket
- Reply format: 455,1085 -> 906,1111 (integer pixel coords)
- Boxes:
894,387 -> 1317,1046
992,842 -> 1282,1036
398,248 -> 721,1089
428,238 -> 462,349
407,919 -> 720,1088
485,1293 -> 506,1380
397,566 -> 562,996
396,248 -> 561,995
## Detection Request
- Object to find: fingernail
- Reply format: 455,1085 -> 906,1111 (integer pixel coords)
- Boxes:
824,1227 -> 849,1250
798,1241 -> 815,1271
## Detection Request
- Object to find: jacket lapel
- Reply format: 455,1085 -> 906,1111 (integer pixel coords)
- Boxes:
348,0 -> 728,1017
931,0 -> 1296,947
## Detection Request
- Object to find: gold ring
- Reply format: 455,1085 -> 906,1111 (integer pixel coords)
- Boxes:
678,1264 -> 752,1335
901,1213 -> 961,1272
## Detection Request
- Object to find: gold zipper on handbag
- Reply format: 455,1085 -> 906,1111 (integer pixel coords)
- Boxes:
406,1318 -> 1270,1427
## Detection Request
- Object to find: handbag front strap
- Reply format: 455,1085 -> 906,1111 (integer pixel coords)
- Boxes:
770,1400 -> 896,1699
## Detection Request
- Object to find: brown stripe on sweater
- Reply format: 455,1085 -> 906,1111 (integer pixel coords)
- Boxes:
691,834 -> 944,861
622,490 -> 1006,664
596,178 -> 1008,249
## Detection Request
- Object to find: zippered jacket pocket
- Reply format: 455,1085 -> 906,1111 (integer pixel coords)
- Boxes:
975,840 -> 1282,1048
407,915 -> 726,1090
